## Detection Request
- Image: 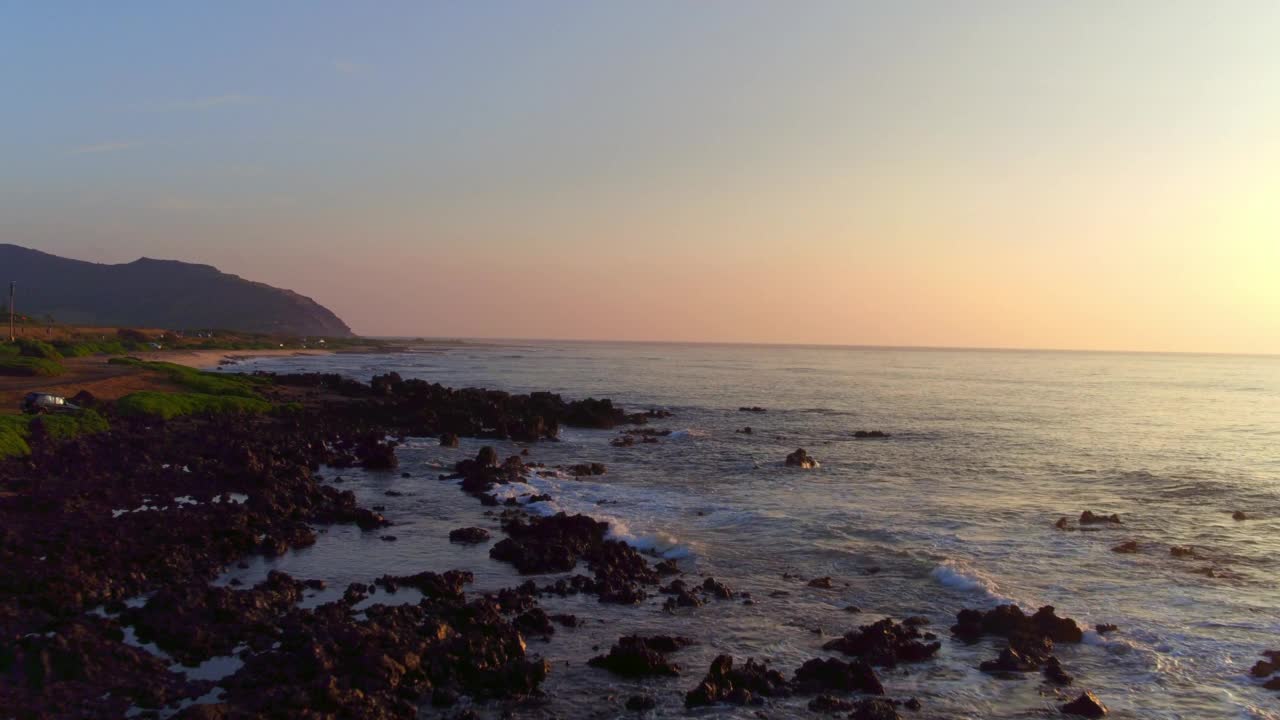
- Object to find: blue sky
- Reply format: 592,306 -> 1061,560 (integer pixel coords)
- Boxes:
2,2 -> 1278,351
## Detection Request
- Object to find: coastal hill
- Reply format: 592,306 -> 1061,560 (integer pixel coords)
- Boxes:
0,244 -> 352,337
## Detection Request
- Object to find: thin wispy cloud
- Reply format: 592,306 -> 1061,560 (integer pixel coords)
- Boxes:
133,94 -> 257,112
68,141 -> 145,156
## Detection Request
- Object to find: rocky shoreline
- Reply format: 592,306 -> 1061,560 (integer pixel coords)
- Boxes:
0,368 -> 1191,718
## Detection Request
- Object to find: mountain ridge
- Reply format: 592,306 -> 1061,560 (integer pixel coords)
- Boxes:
0,244 -> 353,337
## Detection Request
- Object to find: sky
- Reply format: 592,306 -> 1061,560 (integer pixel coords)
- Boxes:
2,1 -> 1278,353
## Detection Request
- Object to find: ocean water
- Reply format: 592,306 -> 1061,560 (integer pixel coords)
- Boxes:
227,342 -> 1280,719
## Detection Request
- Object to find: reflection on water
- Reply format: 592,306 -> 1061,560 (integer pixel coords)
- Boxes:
235,343 -> 1280,718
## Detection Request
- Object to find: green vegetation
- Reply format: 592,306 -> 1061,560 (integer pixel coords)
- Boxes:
108,358 -> 269,398
0,356 -> 66,377
52,340 -> 128,357
35,409 -> 111,442
0,410 -> 111,459
0,416 -> 32,459
115,391 -> 272,420
16,339 -> 63,360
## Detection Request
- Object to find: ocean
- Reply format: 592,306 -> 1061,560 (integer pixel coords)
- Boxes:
223,341 -> 1280,718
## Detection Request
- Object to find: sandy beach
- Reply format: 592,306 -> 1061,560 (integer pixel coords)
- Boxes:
130,348 -> 335,370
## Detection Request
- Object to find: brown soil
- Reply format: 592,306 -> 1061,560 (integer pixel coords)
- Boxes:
0,357 -> 182,414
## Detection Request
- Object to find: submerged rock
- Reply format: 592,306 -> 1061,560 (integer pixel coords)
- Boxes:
822,618 -> 941,667
791,656 -> 884,695
952,604 -> 1084,645
448,526 -> 491,544
1061,690 -> 1108,717
850,698 -> 902,720
1043,656 -> 1074,686
1078,511 -> 1121,525
587,635 -> 693,677
853,430 -> 890,439
785,448 -> 818,469
809,695 -> 855,713
1111,541 -> 1139,554
684,655 -> 791,708
625,695 -> 656,711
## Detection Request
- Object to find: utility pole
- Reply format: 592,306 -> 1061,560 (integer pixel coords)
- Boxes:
8,282 -> 13,342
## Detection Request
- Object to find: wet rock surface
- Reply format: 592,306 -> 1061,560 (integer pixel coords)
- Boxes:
822,618 -> 942,667
448,526 -> 491,544
1061,689 -> 1109,716
785,447 -> 818,468
586,635 -> 694,677
684,654 -> 791,708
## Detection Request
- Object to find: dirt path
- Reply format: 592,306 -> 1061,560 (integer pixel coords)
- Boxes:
0,357 -> 181,414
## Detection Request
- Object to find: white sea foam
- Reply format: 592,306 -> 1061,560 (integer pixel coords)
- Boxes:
457,469 -> 694,560
930,560 -> 1010,602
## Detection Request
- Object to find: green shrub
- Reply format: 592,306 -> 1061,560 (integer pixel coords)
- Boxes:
0,356 -> 65,377
108,358 -> 268,398
35,409 -> 110,442
0,416 -> 31,459
53,341 -> 127,358
115,392 -> 271,420
16,339 -> 62,361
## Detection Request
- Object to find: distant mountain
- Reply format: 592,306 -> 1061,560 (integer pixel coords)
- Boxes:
0,244 -> 353,337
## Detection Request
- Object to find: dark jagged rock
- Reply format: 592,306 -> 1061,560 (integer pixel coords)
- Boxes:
952,604 -> 1084,645
822,618 -> 942,667
514,608 -> 555,636
655,559 -> 680,576
1044,656 -> 1074,685
549,613 -> 579,628
1079,511 -> 1121,525
739,406 -> 767,413
1061,690 -> 1108,717
1250,650 -> 1279,678
439,432 -> 460,447
373,569 -> 473,599
120,570 -> 305,665
1170,545 -> 1196,558
1111,541 -> 1139,553
980,646 -> 1039,674
853,430 -> 890,439
807,576 -> 835,589
702,576 -> 735,599
660,579 -> 705,611
1232,510 -> 1247,521
488,513 -> 657,603
850,698 -> 902,720
684,655 -> 791,708
449,526 -> 491,544
736,426 -> 753,434
0,616 -> 210,717
792,657 -> 884,695
785,448 -> 818,468
587,635 -> 693,677
1095,623 -> 1119,635
566,462 -> 607,477
475,446 -> 499,468
354,432 -> 399,469
809,695 -> 855,713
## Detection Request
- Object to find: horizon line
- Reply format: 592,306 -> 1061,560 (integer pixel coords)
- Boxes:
362,335 -> 1280,360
